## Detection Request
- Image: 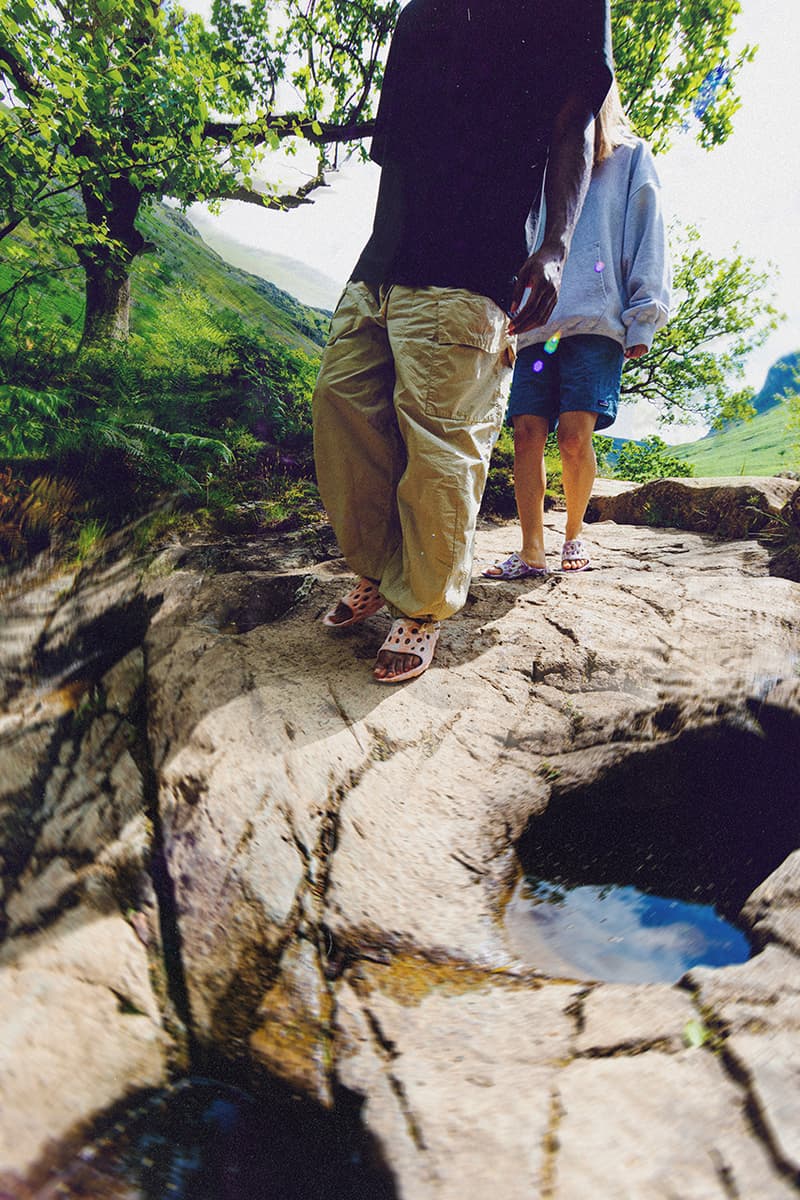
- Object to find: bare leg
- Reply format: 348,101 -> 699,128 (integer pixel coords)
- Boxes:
557,410 -> 598,569
484,414 -> 550,575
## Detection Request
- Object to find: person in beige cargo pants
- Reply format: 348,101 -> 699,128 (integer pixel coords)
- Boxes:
313,0 -> 613,683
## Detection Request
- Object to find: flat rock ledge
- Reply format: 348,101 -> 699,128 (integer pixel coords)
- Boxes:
1,477 -> 799,1199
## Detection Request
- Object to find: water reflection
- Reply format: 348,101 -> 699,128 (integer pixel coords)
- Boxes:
506,877 -> 751,984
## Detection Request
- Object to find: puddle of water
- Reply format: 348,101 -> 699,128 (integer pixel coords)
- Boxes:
505,875 -> 751,984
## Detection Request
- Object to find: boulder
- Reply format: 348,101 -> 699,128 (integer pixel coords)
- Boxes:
587,475 -> 798,539
1,489 -> 799,1198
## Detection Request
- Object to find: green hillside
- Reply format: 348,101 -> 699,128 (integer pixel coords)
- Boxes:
0,202 -> 331,357
667,402 -> 800,477
135,206 -> 331,353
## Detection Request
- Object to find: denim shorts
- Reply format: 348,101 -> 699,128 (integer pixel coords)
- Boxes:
507,335 -> 624,432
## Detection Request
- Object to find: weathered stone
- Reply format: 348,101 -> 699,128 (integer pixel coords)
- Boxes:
0,908 -> 162,1025
40,554 -> 152,680
0,967 -> 167,1177
0,570 -> 76,708
5,856 -> 80,933
554,1051 -> 797,1199
725,1032 -> 800,1173
687,943 -> 800,1037
334,984 -> 437,1199
1,487 -> 799,1195
337,968 -> 578,1200
741,851 -> 800,955
250,937 -> 332,1106
102,647 -> 144,715
575,983 -> 697,1055
587,476 -> 798,539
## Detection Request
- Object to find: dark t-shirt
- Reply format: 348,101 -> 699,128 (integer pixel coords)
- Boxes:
351,0 -> 613,310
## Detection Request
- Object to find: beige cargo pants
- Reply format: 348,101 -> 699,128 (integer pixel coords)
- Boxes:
313,281 -> 513,622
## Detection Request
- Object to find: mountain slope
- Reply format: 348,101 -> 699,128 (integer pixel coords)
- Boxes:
748,352 -> 800,418
0,202 -> 331,357
137,206 -> 331,353
667,402 -> 798,476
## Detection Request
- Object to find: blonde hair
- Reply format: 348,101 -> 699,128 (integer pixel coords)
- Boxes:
594,79 -> 635,165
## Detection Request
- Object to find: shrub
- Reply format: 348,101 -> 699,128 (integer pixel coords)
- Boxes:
614,436 -> 694,483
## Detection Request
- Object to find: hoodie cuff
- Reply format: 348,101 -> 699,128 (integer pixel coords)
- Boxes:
624,318 -> 656,352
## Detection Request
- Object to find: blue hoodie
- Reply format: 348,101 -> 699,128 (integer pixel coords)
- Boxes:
519,137 -> 671,352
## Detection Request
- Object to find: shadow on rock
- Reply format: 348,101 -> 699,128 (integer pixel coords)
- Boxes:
0,1076 -> 397,1200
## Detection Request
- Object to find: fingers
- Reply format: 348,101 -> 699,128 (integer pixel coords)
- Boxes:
508,254 -> 562,334
509,286 -> 558,334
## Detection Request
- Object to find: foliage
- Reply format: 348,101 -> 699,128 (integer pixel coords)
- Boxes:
612,0 -> 754,153
614,435 -> 694,483
0,466 -> 78,561
620,224 -> 783,429
0,202 -> 328,364
683,1018 -> 712,1049
782,366 -> 800,461
73,516 -> 107,562
482,427 -> 617,516
1,0 -> 751,343
0,0 -> 398,339
0,0 -> 397,218
0,283 -> 321,560
593,435 -> 615,475
259,476 -> 323,530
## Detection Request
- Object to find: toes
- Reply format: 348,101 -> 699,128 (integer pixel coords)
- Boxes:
373,651 -> 421,679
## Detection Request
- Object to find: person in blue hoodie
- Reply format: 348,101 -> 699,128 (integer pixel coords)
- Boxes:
484,81 -> 670,578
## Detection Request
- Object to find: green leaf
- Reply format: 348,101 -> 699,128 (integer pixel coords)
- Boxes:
683,1019 -> 711,1049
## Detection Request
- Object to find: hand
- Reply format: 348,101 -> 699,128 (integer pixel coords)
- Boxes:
624,344 -> 648,359
508,250 -> 564,335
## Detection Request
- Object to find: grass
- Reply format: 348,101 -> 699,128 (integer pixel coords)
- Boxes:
0,202 -> 331,360
134,206 -> 330,353
667,403 -> 800,477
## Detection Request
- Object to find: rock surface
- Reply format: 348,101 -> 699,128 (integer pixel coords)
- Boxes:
1,478 -> 799,1198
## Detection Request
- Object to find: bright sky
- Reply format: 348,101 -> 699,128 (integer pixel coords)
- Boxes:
186,0 -> 800,441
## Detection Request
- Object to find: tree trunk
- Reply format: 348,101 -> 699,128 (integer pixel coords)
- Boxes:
77,174 -> 145,347
81,258 -> 133,344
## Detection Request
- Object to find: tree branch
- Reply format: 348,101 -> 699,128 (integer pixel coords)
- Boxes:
218,166 -> 328,210
0,46 -> 40,97
204,113 -> 374,147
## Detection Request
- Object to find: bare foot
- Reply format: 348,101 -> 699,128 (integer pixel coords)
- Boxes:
373,650 -> 422,680
483,551 -> 546,577
561,538 -> 590,571
373,618 -> 440,683
326,598 -> 357,625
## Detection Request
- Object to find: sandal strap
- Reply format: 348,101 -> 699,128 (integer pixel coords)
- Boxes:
380,618 -> 440,657
322,577 -> 385,627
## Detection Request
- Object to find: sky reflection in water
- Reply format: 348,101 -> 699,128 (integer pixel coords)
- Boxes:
519,879 -> 751,985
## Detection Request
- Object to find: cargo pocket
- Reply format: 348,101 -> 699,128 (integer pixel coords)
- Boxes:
424,291 -> 510,422
326,280 -> 380,346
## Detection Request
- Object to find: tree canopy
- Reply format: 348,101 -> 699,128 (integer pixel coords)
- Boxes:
621,224 -> 782,428
612,0 -> 754,153
0,0 -> 399,339
0,0 -> 778,427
